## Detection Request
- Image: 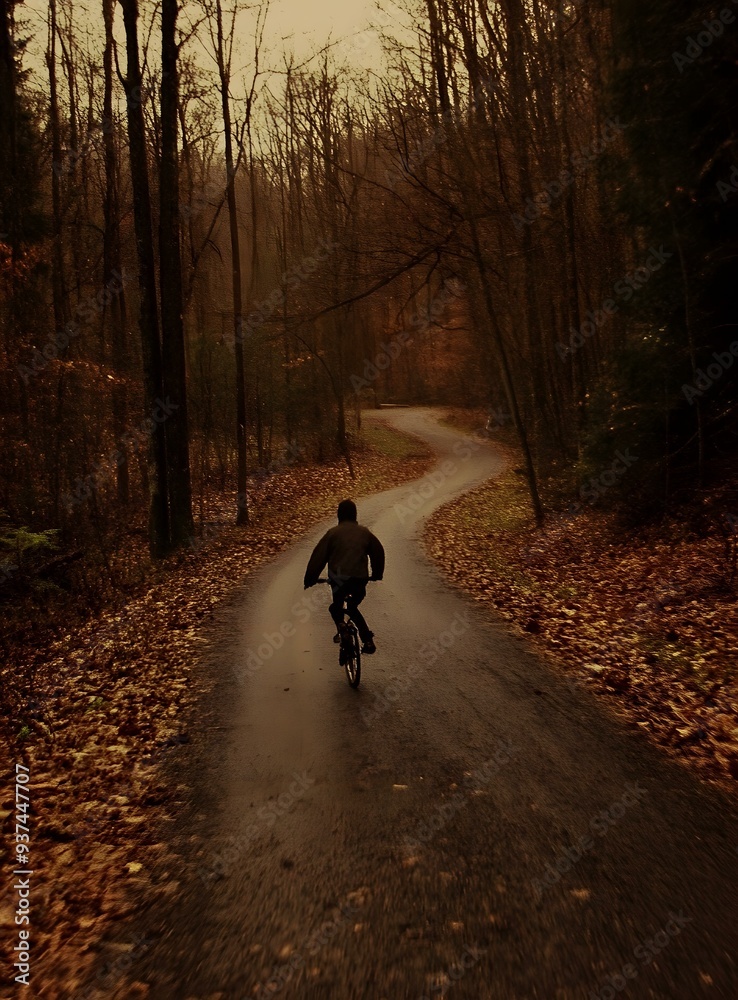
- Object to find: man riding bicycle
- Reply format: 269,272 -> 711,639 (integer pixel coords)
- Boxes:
303,499 -> 384,654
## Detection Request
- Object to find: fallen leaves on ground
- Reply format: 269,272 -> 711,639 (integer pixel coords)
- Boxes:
0,430 -> 431,998
425,467 -> 738,788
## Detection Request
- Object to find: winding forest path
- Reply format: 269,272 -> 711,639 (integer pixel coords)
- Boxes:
118,408 -> 738,1000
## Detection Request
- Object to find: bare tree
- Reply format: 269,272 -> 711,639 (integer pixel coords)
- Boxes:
102,0 -> 129,503
119,0 -> 170,556
205,0 -> 257,524
160,0 -> 194,543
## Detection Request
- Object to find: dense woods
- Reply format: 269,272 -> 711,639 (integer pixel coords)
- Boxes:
1,0 -> 736,581
3,6 -> 738,992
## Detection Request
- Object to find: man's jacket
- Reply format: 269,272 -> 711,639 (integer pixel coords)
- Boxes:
304,521 -> 385,587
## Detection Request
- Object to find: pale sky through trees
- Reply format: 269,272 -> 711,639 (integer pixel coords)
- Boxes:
271,0 -> 379,57
22,0 -> 385,78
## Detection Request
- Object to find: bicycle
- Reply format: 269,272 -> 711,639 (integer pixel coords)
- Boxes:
317,578 -> 362,688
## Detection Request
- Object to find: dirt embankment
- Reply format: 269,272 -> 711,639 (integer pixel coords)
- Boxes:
425,413 -> 738,789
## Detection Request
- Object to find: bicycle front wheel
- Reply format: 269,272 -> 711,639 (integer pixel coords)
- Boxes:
344,630 -> 361,688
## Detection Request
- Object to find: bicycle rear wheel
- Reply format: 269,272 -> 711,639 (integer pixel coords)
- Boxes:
344,628 -> 361,688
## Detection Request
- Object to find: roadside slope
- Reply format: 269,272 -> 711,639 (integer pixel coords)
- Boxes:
425,452 -> 738,787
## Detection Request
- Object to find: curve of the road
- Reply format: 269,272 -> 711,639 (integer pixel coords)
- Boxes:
118,407 -> 738,1000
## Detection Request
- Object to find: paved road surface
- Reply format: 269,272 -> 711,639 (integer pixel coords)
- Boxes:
111,407 -> 738,1000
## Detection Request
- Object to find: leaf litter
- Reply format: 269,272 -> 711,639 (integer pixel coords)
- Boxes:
425,467 -> 738,788
0,431 -> 431,997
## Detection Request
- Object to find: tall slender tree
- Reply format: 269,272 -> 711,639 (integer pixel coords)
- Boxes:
102,0 -> 129,504
119,0 -> 170,556
209,0 -> 249,524
160,0 -> 194,542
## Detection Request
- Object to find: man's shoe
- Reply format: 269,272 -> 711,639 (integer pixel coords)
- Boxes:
362,635 -> 376,655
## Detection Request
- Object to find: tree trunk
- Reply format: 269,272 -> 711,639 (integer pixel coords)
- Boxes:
0,1 -> 16,241
468,213 -> 545,526
46,0 -> 69,335
102,0 -> 129,504
1,0 -> 32,454
160,0 -> 194,543
214,0 -> 248,524
119,0 -> 170,556
555,17 -> 586,455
